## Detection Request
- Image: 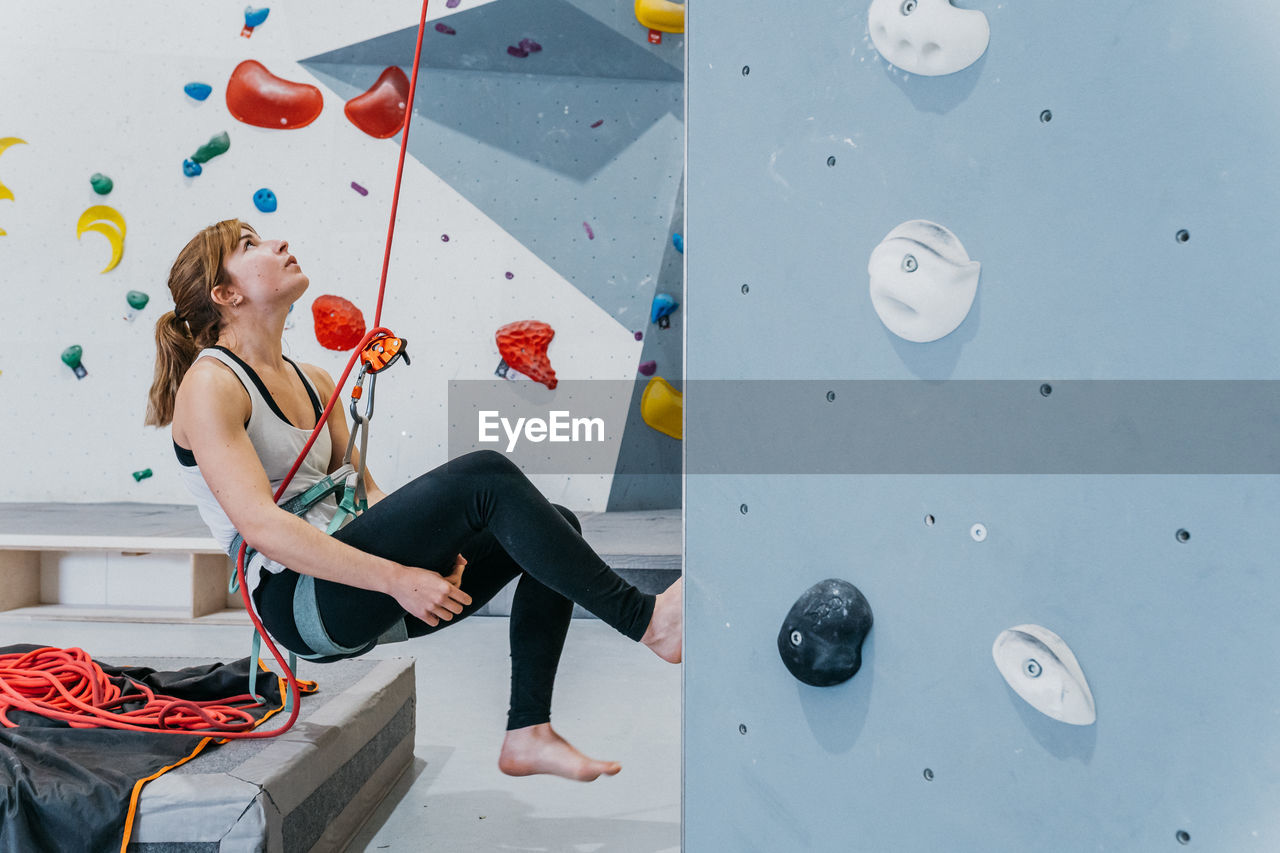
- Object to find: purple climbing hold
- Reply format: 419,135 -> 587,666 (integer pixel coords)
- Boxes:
351,181 -> 368,196
590,119 -> 604,128
638,360 -> 656,376
582,222 -> 595,240
519,38 -> 542,53
435,23 -> 456,35
441,234 -> 450,242
507,45 -> 529,58
634,331 -> 643,341
446,0 -> 460,6
505,271 -> 514,280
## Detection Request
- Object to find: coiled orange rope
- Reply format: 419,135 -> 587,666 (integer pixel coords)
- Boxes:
0,647 -> 265,734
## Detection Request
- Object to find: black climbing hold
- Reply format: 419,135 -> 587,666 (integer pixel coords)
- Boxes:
777,578 -> 873,687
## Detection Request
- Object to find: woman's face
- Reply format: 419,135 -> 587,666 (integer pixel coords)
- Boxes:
222,226 -> 309,308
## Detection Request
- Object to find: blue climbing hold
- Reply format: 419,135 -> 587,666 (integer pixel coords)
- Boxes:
650,293 -> 679,325
253,188 -> 278,213
672,233 -> 684,253
182,159 -> 202,177
184,82 -> 212,101
244,6 -> 270,28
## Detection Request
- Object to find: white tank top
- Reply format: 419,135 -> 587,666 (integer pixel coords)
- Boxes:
175,347 -> 339,597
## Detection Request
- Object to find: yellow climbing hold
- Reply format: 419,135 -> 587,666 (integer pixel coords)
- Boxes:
641,375 -> 683,440
76,204 -> 127,273
635,0 -> 685,33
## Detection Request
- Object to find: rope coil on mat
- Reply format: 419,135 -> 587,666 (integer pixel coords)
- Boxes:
9,0 -> 435,738
0,647 -> 266,735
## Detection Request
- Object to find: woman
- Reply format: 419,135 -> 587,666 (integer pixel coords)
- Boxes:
145,219 -> 682,782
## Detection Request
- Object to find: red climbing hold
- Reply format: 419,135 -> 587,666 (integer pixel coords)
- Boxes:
496,321 -> 558,390
344,66 -> 411,139
226,60 -> 324,130
312,295 -> 367,351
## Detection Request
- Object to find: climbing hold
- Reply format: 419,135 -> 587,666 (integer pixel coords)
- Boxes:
184,82 -> 213,101
519,38 -> 543,53
440,234 -> 450,242
590,119 -> 604,128
435,23 -> 457,35
868,220 -> 979,343
507,45 -> 529,58
867,0 -> 990,77
638,360 -> 656,376
672,233 -> 683,253
182,159 -> 202,177
75,205 -> 126,273
253,188 -> 278,213
0,137 -> 28,236
351,181 -> 368,196
124,290 -> 150,321
61,345 -> 87,379
633,331 -> 643,341
635,0 -> 686,33
191,131 -> 230,164
132,468 -> 153,482
311,295 -> 367,351
650,292 -> 679,328
446,0 -> 460,6
344,66 -> 410,139
90,173 -> 113,195
505,272 -> 514,280
992,625 -> 1096,725
777,579 -> 873,687
495,321 -> 558,390
583,221 -> 595,240
243,6 -> 270,28
226,60 -> 324,130
640,375 -> 682,439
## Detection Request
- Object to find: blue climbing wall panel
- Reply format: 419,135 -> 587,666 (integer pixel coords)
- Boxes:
685,2 -> 1280,851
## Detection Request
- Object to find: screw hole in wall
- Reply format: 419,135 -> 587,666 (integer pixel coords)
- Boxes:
1176,830 -> 1191,845
1176,229 -> 1190,243
923,768 -> 934,781
741,283 -> 750,294
740,503 -> 749,515
1040,383 -> 1053,397
739,724 -> 748,735
741,65 -> 750,76
1176,528 -> 1190,543
827,156 -> 837,167
826,391 -> 836,402
924,514 -> 935,526
1040,109 -> 1053,123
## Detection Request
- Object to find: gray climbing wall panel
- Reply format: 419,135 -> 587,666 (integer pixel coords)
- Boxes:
685,2 -> 1280,851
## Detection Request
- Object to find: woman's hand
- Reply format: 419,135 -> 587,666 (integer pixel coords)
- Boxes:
443,554 -> 466,588
390,563 -> 472,627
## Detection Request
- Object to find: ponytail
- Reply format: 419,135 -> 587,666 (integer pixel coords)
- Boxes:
144,218 -> 251,426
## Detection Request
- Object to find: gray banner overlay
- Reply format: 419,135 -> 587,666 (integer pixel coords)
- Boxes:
450,380 -> 1280,474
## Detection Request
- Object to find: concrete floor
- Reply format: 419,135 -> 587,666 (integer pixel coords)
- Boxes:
0,614 -> 681,852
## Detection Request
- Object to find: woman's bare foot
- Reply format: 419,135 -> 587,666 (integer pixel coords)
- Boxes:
641,576 -> 683,663
498,723 -> 621,781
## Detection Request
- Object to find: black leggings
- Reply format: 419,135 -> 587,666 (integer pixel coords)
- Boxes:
253,449 -> 657,730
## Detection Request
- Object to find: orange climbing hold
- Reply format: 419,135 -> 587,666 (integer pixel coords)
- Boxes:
496,321 -> 558,390
312,295 -> 366,351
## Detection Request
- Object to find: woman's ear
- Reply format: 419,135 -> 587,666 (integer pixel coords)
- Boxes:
210,283 -> 239,308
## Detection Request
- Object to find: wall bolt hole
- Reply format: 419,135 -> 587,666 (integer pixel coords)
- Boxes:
923,768 -> 934,781
1176,229 -> 1190,243
739,724 -> 748,735
1040,109 -> 1053,123
1040,383 -> 1053,397
1176,529 -> 1191,543
1176,830 -> 1191,845
740,503 -> 749,515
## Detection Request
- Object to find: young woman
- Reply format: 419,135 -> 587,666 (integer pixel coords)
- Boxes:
146,219 -> 682,782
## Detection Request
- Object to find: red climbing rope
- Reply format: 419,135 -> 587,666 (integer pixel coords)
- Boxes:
0,647 -> 262,734
3,0 -> 435,739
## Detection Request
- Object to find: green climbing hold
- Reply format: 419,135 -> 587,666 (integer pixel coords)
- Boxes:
132,468 -> 154,482
126,290 -> 150,310
90,173 -> 114,195
61,345 -> 87,379
192,131 -> 231,164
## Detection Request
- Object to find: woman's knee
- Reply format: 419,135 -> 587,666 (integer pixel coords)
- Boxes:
553,504 -> 581,534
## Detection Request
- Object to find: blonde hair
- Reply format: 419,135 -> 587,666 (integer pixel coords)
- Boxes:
145,219 -> 253,426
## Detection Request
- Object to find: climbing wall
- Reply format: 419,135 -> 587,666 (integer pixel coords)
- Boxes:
684,2 -> 1280,851
0,0 -> 682,510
